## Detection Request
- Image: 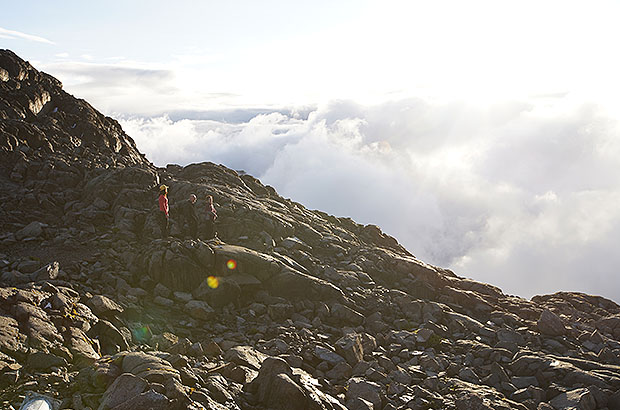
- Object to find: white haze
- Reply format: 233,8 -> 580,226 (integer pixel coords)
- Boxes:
119,97 -> 620,303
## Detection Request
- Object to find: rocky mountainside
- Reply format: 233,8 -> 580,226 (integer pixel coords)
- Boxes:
1,49 -> 619,410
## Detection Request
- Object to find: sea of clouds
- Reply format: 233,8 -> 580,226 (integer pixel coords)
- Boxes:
117,97 -> 620,303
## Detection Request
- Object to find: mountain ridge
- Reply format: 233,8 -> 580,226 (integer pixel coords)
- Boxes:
1,49 -> 619,410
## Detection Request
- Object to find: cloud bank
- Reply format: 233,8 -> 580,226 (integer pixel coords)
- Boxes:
118,96 -> 620,303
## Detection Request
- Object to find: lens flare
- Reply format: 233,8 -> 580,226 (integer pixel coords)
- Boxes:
226,259 -> 237,270
207,275 -> 219,289
132,325 -> 151,342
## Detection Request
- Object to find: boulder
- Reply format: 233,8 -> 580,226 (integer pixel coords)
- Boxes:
107,389 -> 171,410
345,378 -> 382,410
550,388 -> 596,410
249,357 -> 346,410
0,314 -> 28,356
87,295 -> 124,317
335,333 -> 364,365
98,373 -> 148,410
184,300 -> 215,320
225,345 -> 268,371
538,310 -> 566,336
15,221 -> 46,240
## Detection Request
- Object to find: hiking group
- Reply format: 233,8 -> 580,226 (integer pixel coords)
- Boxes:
157,185 -> 217,240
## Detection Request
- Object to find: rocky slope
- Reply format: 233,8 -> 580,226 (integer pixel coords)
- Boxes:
1,49 -> 619,410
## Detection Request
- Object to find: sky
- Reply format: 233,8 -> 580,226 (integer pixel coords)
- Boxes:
3,0 -> 620,303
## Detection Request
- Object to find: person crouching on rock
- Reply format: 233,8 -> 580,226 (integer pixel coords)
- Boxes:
205,195 -> 217,239
179,193 -> 198,239
157,185 -> 170,238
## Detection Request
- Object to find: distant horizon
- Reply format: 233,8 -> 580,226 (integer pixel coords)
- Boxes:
3,0 -> 620,304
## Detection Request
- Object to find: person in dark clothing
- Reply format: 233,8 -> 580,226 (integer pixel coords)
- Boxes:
157,185 -> 169,238
178,193 -> 198,239
205,195 -> 217,240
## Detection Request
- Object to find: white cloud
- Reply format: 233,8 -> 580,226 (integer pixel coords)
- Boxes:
40,61 -> 179,115
0,27 -> 55,44
118,96 -> 620,303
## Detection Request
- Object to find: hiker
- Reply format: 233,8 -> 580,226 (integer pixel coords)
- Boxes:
205,195 -> 217,239
157,185 -> 169,238
179,193 -> 198,239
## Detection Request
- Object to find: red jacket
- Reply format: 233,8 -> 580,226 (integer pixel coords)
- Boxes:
159,194 -> 169,217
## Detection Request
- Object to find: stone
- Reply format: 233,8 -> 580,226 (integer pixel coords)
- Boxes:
15,221 -> 46,240
538,310 -> 566,337
335,333 -> 364,365
225,345 -> 268,371
89,319 -> 130,355
550,388 -> 596,410
415,328 -> 435,344
326,361 -> 353,380
511,376 -> 539,389
66,327 -> 100,366
153,283 -> 172,298
497,328 -> 525,345
108,389 -> 170,410
88,294 -> 124,317
98,373 -> 148,410
331,303 -> 364,326
185,300 -> 215,320
153,296 -> 174,307
249,357 -> 346,410
346,378 -> 382,409
0,314 -> 28,355
173,291 -> 193,302
121,351 -> 180,385
27,351 -> 67,371
346,397 -> 375,410
314,345 -> 345,365
203,341 -> 223,357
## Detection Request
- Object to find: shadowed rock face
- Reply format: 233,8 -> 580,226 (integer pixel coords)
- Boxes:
1,49 -> 620,410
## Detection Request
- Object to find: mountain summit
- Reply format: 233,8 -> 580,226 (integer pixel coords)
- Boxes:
1,49 -> 619,410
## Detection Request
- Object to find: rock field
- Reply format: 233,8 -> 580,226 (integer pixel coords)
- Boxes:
1,49 -> 620,410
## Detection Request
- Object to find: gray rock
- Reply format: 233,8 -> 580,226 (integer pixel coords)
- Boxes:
331,303 -> 364,326
66,327 -> 100,366
98,373 -> 148,410
121,351 -> 180,384
550,388 -> 596,410
346,397 -> 375,410
108,389 -> 170,410
226,345 -> 268,371
15,221 -> 46,240
88,294 -> 124,317
538,310 -> 566,337
173,291 -> 193,302
314,345 -> 345,365
27,351 -> 67,370
326,361 -> 353,380
0,314 -> 28,355
153,296 -> 174,307
249,356 -> 346,410
511,375 -> 539,389
497,328 -> 525,345
185,299 -> 214,320
335,333 -> 364,365
153,283 -> 172,298
345,377 -> 382,409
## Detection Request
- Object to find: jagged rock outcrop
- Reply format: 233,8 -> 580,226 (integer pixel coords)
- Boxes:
1,49 -> 620,410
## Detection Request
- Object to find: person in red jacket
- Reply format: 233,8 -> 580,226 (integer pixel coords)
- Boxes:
157,185 -> 169,238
